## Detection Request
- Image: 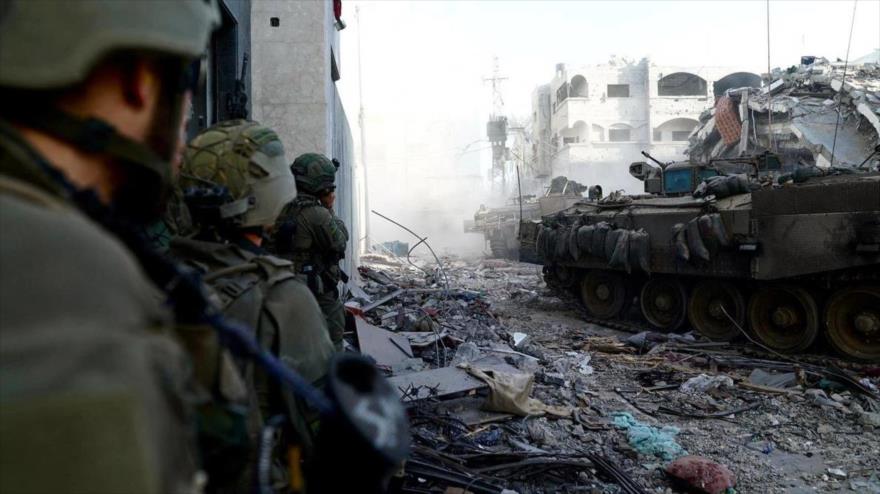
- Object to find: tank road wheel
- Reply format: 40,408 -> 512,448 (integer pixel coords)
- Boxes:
688,280 -> 746,341
555,266 -> 578,289
640,278 -> 688,331
748,286 -> 819,353
580,271 -> 627,319
825,286 -> 880,362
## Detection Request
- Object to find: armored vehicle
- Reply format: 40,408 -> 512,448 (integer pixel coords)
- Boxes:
520,153 -> 880,362
466,177 -> 593,259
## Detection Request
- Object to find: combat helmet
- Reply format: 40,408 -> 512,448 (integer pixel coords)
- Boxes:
180,120 -> 297,228
291,153 -> 339,195
0,0 -> 220,218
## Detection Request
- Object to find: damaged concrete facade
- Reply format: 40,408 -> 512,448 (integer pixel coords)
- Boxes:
251,0 -> 364,270
688,56 -> 880,168
530,58 -> 762,192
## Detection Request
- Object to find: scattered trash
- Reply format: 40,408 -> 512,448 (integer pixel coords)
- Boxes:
748,369 -> 797,389
679,374 -> 735,394
666,455 -> 736,494
512,332 -> 530,348
827,468 -> 847,480
611,412 -> 687,461
463,365 -> 572,417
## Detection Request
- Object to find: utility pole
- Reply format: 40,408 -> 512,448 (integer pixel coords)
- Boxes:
483,57 -> 509,194
356,6 -> 370,253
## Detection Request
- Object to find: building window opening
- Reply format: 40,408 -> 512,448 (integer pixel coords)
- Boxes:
556,82 -> 570,104
672,130 -> 692,141
270,17 -> 280,27
654,118 -> 699,142
592,124 -> 605,143
607,84 -> 630,98
608,127 -> 631,142
713,72 -> 762,98
570,75 -> 588,98
658,72 -> 707,96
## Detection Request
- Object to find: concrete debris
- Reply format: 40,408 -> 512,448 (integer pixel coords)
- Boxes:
748,368 -> 797,389
666,455 -> 736,494
351,253 -> 880,493
688,55 -> 880,169
827,467 -> 848,479
679,374 -> 735,394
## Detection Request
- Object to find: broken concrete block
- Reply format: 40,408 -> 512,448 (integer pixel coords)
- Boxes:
859,411 -> 880,427
512,332 -> 530,348
827,468 -> 847,480
542,372 -> 565,386
666,455 -> 736,494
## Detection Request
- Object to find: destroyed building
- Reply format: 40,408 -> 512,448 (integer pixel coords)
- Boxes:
530,58 -> 763,193
688,56 -> 880,170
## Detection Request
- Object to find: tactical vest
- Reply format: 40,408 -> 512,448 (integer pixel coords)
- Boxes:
198,251 -> 315,492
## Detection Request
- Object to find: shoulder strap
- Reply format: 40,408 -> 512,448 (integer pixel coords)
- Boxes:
0,174 -> 71,211
203,262 -> 263,311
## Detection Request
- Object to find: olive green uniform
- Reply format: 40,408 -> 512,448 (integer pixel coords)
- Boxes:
277,194 -> 349,350
0,122 -> 201,494
169,238 -> 334,475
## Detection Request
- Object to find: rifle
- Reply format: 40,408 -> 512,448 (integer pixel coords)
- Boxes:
226,53 -> 249,119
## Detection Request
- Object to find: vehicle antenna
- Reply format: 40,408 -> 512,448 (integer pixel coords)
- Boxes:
830,0 -> 859,168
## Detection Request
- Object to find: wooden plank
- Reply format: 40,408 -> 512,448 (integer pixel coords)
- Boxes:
355,317 -> 413,369
388,366 -> 487,402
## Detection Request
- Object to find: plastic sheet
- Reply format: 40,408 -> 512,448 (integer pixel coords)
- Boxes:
611,411 -> 687,461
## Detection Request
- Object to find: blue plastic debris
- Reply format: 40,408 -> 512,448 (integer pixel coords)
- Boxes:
611,411 -> 687,461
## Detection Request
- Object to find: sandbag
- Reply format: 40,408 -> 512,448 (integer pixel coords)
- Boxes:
568,224 -> 581,260
710,213 -> 731,247
698,215 -> 714,244
576,225 -> 595,256
609,229 -> 631,272
536,226 -> 547,259
673,223 -> 690,261
556,227 -> 570,260
604,228 -> 622,260
592,222 -> 610,258
687,218 -> 711,261
694,174 -> 752,199
628,229 -> 651,273
545,228 -> 558,261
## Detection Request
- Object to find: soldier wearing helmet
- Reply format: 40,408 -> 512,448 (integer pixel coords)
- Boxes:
171,120 -> 335,487
0,1 -> 218,492
272,153 -> 350,351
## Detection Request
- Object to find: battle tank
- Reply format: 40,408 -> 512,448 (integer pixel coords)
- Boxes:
465,176 -> 593,259
519,152 -> 880,362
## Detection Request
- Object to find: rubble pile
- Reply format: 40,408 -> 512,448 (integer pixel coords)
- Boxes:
348,254 -> 880,493
688,56 -> 880,169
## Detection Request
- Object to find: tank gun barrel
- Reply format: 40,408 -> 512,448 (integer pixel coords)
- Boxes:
641,150 -> 667,169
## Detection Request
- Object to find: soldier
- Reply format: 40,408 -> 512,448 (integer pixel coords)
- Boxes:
273,153 -> 350,351
174,120 -> 335,490
0,1 -> 218,493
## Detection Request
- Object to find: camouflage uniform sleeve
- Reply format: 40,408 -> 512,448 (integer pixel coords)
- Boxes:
303,205 -> 347,255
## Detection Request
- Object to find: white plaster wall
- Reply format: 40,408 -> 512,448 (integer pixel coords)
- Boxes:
251,0 -> 362,272
251,0 -> 329,157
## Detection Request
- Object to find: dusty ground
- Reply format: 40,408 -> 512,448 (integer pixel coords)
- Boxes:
354,255 -> 880,494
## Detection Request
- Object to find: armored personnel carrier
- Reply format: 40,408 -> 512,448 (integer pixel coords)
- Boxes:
519,153 -> 880,361
466,177 -> 592,259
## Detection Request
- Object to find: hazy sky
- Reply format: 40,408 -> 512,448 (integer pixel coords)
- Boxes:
337,0 -> 879,253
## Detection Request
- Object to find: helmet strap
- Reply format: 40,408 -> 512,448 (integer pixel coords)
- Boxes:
4,103 -> 171,221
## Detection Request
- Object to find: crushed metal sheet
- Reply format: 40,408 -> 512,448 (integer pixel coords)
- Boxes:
355,316 -> 414,370
388,366 -> 487,402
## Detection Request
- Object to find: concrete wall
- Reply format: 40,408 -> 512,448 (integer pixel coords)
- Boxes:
251,0 -> 361,273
